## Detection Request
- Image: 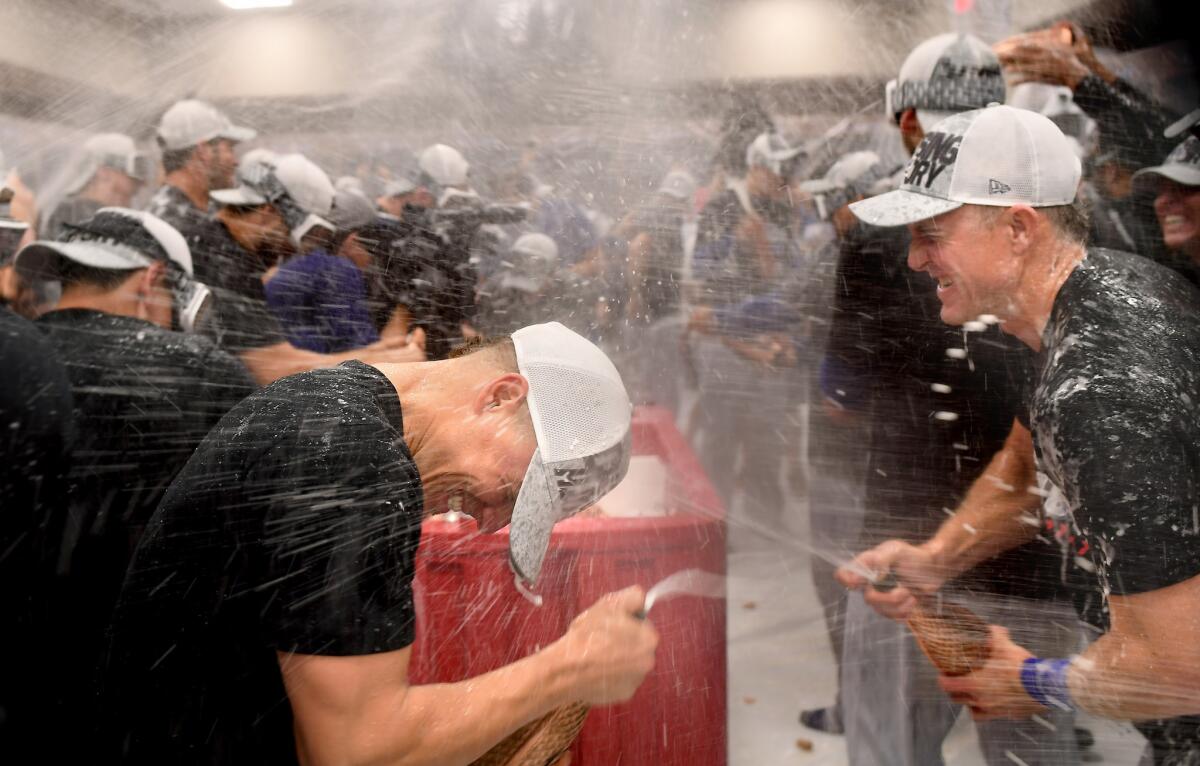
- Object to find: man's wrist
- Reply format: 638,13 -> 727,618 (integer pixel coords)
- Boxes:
1020,657 -> 1077,711
535,638 -> 583,709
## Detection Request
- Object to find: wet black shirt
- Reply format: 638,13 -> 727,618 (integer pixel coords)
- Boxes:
0,308 -> 73,757
1031,248 -> 1200,762
35,309 -> 254,744
1031,249 -> 1200,597
192,219 -> 287,352
101,361 -> 424,765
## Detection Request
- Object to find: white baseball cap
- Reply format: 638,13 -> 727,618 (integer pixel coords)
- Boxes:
1133,137 -> 1200,190
65,133 -> 151,195
211,153 -> 336,245
17,207 -> 193,278
508,322 -> 633,585
235,147 -> 277,187
657,169 -> 697,201
886,33 -> 1006,133
850,105 -> 1081,228
157,99 -> 256,151
418,143 -> 470,188
746,132 -> 804,177
511,232 -> 558,264
800,150 -> 889,220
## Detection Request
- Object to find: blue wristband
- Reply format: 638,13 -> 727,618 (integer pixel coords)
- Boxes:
1020,657 -> 1076,711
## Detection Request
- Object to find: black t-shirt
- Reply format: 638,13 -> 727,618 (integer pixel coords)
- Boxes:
1031,248 -> 1200,597
0,308 -> 73,757
826,224 -> 1062,601
36,308 -> 255,665
1031,247 -> 1200,762
192,219 -> 287,352
146,184 -> 217,247
100,361 -> 424,765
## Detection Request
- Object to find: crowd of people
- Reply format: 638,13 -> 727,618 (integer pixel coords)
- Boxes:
1,13 -> 1198,766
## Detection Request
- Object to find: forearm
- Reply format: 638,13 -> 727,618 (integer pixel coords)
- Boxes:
239,342 -> 326,385
298,643 -> 577,766
392,643 -> 576,766
1066,632 -> 1200,721
924,421 -> 1040,579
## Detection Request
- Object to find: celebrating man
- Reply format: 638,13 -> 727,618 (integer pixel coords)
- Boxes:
842,105 -> 1200,764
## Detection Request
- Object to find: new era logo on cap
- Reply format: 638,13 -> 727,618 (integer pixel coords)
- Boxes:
849,104 -> 1082,228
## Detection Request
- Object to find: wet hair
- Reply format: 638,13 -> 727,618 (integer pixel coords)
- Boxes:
1039,197 -> 1091,245
159,145 -> 197,174
158,137 -> 222,174
449,334 -> 519,372
58,259 -> 141,291
975,196 -> 1091,245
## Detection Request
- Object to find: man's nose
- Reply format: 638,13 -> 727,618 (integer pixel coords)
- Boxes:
907,241 -> 929,272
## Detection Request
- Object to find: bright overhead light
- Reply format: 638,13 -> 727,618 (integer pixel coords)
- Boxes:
219,0 -> 293,9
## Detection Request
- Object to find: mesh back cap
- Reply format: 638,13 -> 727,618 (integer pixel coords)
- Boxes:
509,322 -> 633,584
850,104 -> 1081,228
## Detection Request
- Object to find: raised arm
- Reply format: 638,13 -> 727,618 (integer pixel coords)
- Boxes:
838,418 -> 1041,618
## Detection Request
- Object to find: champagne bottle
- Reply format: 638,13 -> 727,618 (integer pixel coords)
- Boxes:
874,573 -> 993,676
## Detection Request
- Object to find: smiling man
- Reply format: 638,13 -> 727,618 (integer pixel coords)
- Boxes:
98,322 -> 658,766
1133,135 -> 1200,289
844,104 -> 1200,764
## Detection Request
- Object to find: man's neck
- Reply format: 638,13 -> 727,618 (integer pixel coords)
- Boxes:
55,287 -> 138,320
1001,240 -> 1086,352
164,168 -> 209,211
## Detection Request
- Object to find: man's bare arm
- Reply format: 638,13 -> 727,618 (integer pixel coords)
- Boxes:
239,337 -> 426,386
282,587 -> 657,766
839,419 -> 1042,618
1068,574 -> 1200,720
923,418 -> 1042,576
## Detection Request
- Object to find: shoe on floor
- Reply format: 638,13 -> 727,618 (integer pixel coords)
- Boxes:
799,705 -> 844,735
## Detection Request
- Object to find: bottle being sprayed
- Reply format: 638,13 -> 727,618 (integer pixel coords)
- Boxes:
873,573 -> 993,676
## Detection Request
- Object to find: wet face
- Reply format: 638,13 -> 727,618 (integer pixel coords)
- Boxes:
1154,179 -> 1200,254
907,205 -> 1014,326
207,139 -> 239,190
421,374 -> 537,532
338,232 -> 372,271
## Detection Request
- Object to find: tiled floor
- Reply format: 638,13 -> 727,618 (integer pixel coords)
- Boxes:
725,500 -> 1150,766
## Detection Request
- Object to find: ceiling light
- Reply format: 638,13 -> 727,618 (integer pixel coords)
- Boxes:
219,0 -> 293,10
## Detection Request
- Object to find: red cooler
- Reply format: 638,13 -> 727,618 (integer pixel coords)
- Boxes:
410,406 -> 727,764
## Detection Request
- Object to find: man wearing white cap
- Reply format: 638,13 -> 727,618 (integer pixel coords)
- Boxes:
147,99 -> 255,245
825,34 -> 1081,764
42,133 -> 150,239
100,324 -> 657,765
841,105 -> 1200,763
196,154 -> 422,383
13,209 -> 255,759
1133,136 -> 1200,288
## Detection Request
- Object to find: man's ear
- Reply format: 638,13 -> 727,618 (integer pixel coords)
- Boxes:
1006,205 -> 1039,255
476,372 -> 529,415
899,109 -> 924,152
136,262 -> 166,299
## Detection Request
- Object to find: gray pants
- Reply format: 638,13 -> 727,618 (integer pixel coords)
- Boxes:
806,455 -> 867,706
690,337 -> 794,530
842,590 -> 1083,766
